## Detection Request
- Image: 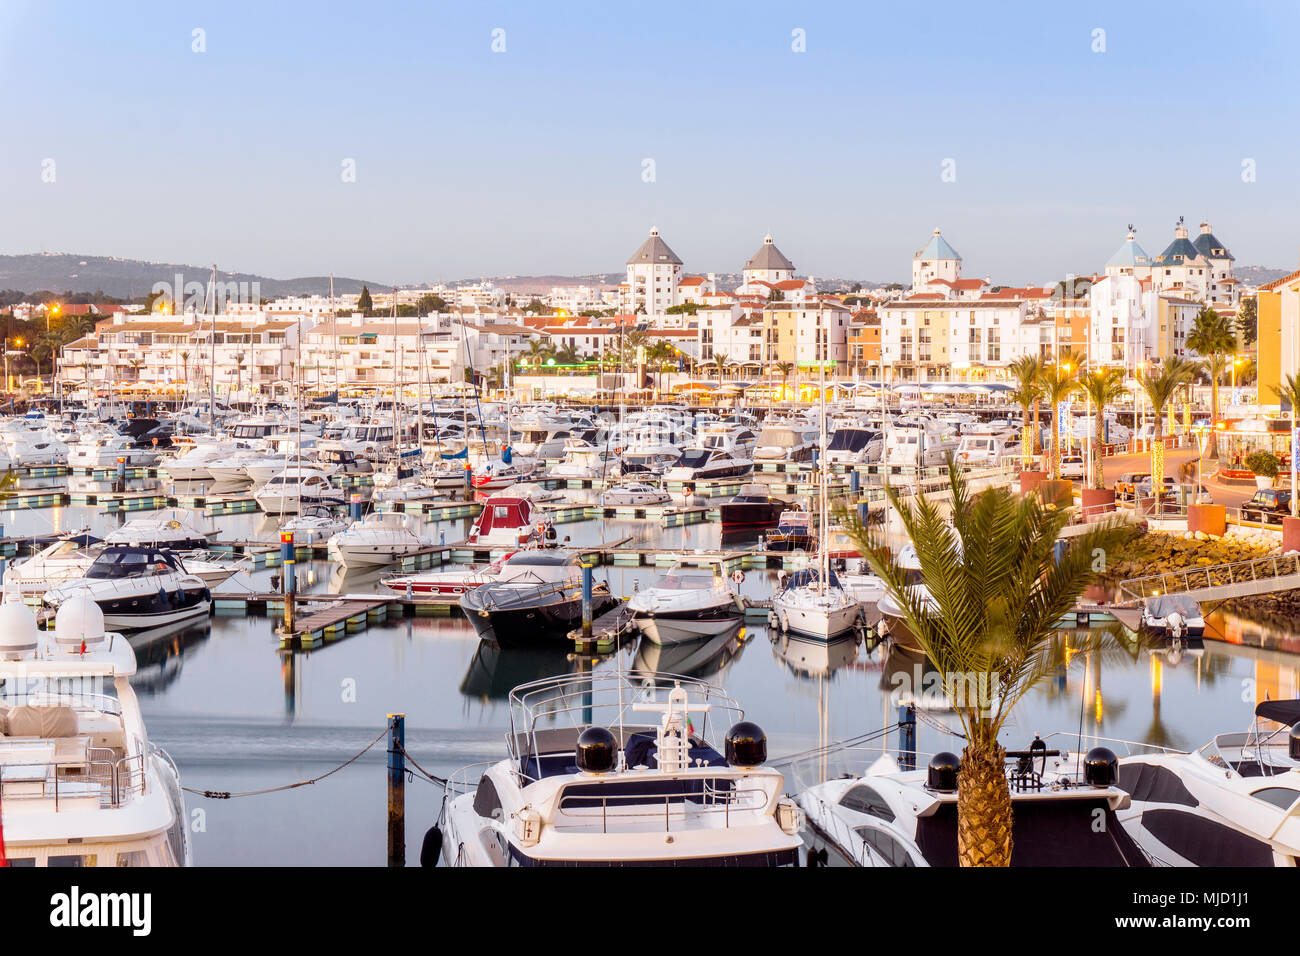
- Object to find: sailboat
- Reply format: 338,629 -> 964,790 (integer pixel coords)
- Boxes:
771,361 -> 861,641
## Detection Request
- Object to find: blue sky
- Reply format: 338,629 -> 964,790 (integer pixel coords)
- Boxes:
2,0 -> 1297,285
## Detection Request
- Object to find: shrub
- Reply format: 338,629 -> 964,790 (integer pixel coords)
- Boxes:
1245,449 -> 1281,478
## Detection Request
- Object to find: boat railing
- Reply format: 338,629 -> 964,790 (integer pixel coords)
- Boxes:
507,671 -> 745,768
550,779 -> 771,833
446,761 -> 499,797
0,747 -> 141,810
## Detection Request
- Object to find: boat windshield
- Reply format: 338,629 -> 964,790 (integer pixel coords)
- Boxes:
655,569 -> 725,590
678,449 -> 711,469
86,549 -> 181,579
827,429 -> 875,452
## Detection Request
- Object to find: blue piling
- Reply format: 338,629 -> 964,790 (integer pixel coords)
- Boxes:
849,468 -> 860,493
350,493 -> 362,522
898,704 -> 917,771
581,563 -> 593,640
387,713 -> 406,867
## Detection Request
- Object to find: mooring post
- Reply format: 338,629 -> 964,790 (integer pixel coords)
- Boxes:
857,499 -> 869,526
387,713 -> 406,867
581,563 -> 593,640
115,455 -> 126,492
898,704 -> 917,771
350,493 -> 362,523
849,468 -> 860,494
463,460 -> 473,501
282,556 -> 296,634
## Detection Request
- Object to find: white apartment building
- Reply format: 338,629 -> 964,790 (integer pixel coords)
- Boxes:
677,275 -> 717,306
878,294 -> 1039,382
625,227 -> 683,316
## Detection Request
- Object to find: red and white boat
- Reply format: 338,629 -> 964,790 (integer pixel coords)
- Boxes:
381,552 -> 517,596
466,495 -> 555,548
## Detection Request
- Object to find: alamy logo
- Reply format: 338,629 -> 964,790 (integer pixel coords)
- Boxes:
49,886 -> 151,936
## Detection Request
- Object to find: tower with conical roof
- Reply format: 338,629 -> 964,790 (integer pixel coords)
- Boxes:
912,228 -> 962,289
1151,217 -> 1209,299
625,227 -> 683,315
742,234 -> 796,288
1104,226 -> 1151,280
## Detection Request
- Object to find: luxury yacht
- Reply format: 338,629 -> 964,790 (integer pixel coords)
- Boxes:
0,593 -> 192,866
1113,699 -> 1300,866
797,738 -> 1148,867
253,466 -> 347,514
103,511 -> 214,550
326,511 -> 435,568
718,483 -> 787,529
599,480 -> 672,507
824,426 -> 883,466
44,546 -> 212,631
280,505 -> 351,543
458,550 -> 615,645
437,672 -> 803,866
664,447 -> 753,483
67,433 -> 157,469
627,560 -> 743,645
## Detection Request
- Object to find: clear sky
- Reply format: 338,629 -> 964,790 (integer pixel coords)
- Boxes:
2,0 -> 1297,286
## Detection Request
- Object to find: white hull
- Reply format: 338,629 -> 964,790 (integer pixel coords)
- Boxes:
327,542 -> 427,568
773,594 -> 860,640
637,612 -> 741,645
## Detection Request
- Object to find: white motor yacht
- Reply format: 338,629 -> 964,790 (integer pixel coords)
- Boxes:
326,511 -> 434,568
254,466 -> 346,514
103,511 -> 214,550
437,672 -> 803,866
628,560 -> 743,645
1114,699 -> 1300,866
0,592 -> 191,866
280,505 -> 351,543
465,494 -> 554,549
599,480 -> 672,507
67,433 -> 153,469
44,546 -> 212,631
664,447 -> 753,483
796,737 -> 1147,867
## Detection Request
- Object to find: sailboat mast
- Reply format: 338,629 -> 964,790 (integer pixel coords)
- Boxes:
819,357 -> 828,591
205,264 -> 217,432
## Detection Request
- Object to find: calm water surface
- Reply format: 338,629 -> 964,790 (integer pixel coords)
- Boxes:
7,482 -> 1299,866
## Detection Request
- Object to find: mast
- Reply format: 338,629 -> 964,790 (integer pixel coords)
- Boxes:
329,273 -> 337,397
819,357 -> 828,593
205,265 -> 218,432
392,288 -> 401,473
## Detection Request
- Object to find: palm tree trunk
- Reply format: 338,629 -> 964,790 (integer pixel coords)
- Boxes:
1094,414 -> 1105,490
1208,368 -> 1220,459
957,742 -> 1014,866
1032,401 -> 1041,455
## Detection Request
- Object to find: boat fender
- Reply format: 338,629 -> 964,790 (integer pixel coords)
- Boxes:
420,825 -> 443,867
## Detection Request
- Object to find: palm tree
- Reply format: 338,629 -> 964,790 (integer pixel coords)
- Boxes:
839,461 -> 1128,866
1186,307 -> 1236,456
712,352 -> 728,386
1271,373 -> 1300,519
1008,355 -> 1044,454
1038,365 -> 1079,479
1077,368 -> 1126,489
774,361 -> 794,400
1139,358 -> 1198,516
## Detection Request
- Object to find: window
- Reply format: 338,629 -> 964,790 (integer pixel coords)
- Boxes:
856,826 -> 914,866
1251,787 -> 1300,811
840,784 -> 895,821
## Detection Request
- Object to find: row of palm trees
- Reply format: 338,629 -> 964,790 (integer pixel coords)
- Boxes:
1006,307 -> 1246,488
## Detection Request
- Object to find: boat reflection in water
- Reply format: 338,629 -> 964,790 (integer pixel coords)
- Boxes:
126,618 -> 214,695
633,622 -> 748,679
460,640 -> 581,702
770,630 -> 862,680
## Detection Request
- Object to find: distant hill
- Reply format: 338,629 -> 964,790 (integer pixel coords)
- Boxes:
1235,265 -> 1295,287
0,254 -> 386,300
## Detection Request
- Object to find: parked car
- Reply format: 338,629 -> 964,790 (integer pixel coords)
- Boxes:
1135,476 -> 1178,502
1116,472 -> 1150,500
1059,455 -> 1086,480
1241,488 -> 1293,525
